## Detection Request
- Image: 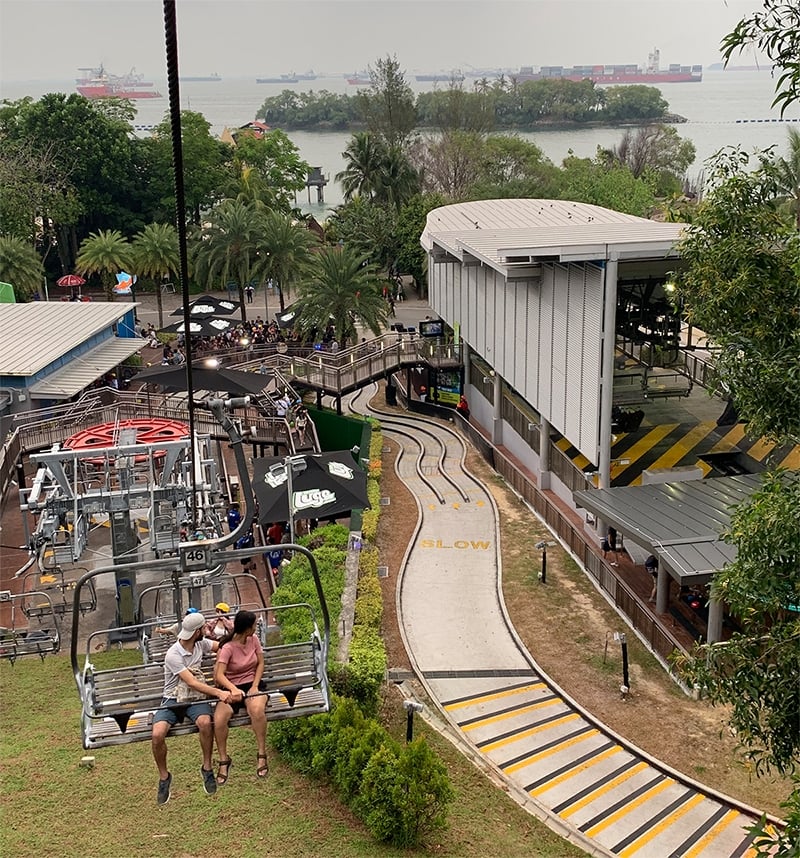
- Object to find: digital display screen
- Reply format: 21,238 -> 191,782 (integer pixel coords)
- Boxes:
419,319 -> 444,337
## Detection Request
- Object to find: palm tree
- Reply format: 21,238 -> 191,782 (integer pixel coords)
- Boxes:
335,132 -> 387,201
260,210 -> 318,314
775,127 -> 800,229
375,145 -> 420,211
131,223 -> 179,328
0,236 -> 45,300
190,200 -> 269,322
294,244 -> 388,346
75,229 -> 133,300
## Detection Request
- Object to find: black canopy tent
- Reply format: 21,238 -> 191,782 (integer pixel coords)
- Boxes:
169,295 -> 241,317
252,451 -> 370,526
134,363 -> 270,396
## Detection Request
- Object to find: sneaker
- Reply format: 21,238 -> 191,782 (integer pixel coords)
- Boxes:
201,767 -> 217,795
157,772 -> 172,806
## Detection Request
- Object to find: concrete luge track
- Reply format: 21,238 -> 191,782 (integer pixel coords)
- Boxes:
344,384 -> 773,858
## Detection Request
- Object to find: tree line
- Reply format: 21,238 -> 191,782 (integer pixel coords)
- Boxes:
256,76 -> 672,131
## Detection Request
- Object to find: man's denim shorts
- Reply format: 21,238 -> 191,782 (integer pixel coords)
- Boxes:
152,698 -> 213,726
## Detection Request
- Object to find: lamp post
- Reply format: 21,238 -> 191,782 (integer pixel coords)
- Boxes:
535,540 -> 556,583
269,454 -> 308,544
614,631 -> 630,698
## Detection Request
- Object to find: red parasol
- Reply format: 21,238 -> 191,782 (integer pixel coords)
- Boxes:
57,274 -> 86,288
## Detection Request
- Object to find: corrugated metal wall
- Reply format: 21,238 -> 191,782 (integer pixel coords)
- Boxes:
430,256 -> 603,463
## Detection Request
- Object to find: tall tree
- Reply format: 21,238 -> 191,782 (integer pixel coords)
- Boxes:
336,132 -> 388,202
260,210 -> 318,313
190,200 -> 268,321
374,145 -> 420,211
775,127 -> 800,229
75,229 -> 133,300
294,245 -> 387,346
357,55 -> 417,148
0,94 -> 139,271
0,236 -> 45,300
227,128 -> 310,213
674,147 -> 800,444
131,223 -> 179,328
151,110 -> 232,224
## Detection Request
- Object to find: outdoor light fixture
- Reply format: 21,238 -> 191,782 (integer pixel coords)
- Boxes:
535,540 -> 557,583
402,699 -> 424,742
204,358 -> 220,369
240,337 -> 250,347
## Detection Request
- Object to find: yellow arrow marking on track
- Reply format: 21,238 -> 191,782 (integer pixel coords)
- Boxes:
584,778 -> 673,837
681,810 -> 742,858
475,500 -> 484,507
453,503 -> 460,509
504,726 -> 599,775
485,711 -> 579,756
529,744 -> 622,798
445,682 -> 545,712
462,694 -> 559,732
428,504 -> 436,510
618,792 -> 706,856
560,761 -> 649,818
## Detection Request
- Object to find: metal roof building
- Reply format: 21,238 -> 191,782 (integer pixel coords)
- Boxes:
0,302 -> 142,406
422,198 -> 684,486
420,199 -> 747,644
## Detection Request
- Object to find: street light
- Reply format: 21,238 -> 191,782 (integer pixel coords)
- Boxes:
535,539 -> 556,583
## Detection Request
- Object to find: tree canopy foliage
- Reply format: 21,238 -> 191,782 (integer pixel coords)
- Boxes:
721,0 -> 800,116
674,148 -> 800,445
257,77 -> 672,131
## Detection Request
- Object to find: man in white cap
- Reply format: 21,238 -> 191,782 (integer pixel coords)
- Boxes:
151,612 -> 243,805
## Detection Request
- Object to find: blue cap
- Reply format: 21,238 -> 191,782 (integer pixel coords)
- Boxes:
185,607 -> 199,614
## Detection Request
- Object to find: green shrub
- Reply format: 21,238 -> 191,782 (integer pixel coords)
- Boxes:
359,738 -> 455,848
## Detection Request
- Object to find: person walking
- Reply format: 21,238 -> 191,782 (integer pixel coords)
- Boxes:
213,610 -> 269,782
602,525 -> 620,566
245,283 -> 255,303
150,612 -> 240,805
646,554 -> 659,602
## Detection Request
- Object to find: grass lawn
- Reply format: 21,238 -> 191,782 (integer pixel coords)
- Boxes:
0,656 -> 587,858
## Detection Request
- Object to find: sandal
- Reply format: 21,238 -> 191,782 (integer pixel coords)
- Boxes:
216,758 -> 233,785
257,753 -> 269,778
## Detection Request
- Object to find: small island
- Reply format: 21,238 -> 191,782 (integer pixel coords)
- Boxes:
256,79 -> 679,132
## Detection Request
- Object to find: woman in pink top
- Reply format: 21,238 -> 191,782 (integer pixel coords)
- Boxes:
213,610 -> 268,783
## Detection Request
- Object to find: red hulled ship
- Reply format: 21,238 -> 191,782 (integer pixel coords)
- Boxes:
76,66 -> 162,99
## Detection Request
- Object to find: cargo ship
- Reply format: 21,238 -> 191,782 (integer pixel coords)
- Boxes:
515,49 -> 702,84
415,71 -> 465,82
256,73 -> 298,84
346,72 -> 371,86
180,73 -> 222,82
76,66 -> 161,98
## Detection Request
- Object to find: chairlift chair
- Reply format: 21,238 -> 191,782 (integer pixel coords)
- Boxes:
70,542 -> 331,750
0,590 -> 61,663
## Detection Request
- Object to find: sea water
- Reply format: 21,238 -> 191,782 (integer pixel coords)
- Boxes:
2,71 -> 797,216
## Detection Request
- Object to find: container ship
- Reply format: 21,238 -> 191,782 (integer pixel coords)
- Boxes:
515,49 -> 702,84
76,66 -> 162,98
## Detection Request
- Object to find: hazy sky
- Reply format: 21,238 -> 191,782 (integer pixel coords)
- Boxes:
1,0 -> 768,83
